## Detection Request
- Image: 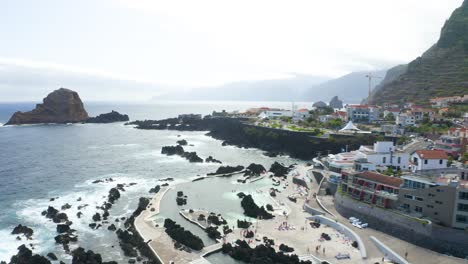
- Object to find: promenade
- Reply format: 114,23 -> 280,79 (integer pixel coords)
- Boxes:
311,168 -> 466,264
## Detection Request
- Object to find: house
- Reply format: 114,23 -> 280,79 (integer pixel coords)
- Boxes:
396,113 -> 416,127
383,108 -> 400,118
404,102 -> 415,109
345,105 -> 380,123
410,107 -> 435,122
358,141 -> 410,170
411,150 -> 448,172
318,114 -> 333,123
326,141 -> 410,174
258,110 -> 293,119
434,127 -> 467,158
293,108 -> 310,121
430,95 -> 468,108
332,111 -> 348,121
341,170 -> 403,209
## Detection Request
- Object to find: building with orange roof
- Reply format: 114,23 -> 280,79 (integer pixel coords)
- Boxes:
341,170 -> 402,209
411,150 -> 448,172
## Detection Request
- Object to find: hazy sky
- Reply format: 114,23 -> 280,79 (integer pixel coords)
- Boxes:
0,0 -> 464,101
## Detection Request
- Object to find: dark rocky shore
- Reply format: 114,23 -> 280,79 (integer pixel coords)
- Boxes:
128,117 -> 383,160
86,110 -> 129,123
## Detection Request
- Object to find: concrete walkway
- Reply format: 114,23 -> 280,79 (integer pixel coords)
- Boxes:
314,169 -> 466,264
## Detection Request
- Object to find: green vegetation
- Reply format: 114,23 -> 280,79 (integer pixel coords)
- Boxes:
406,122 -> 451,135
384,112 -> 395,122
370,0 -> 468,105
396,136 -> 410,145
461,153 -> 468,163
443,104 -> 468,118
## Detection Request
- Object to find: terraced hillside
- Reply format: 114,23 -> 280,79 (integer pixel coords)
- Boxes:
370,0 -> 468,105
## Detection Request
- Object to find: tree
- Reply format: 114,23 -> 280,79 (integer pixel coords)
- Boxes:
384,112 -> 395,121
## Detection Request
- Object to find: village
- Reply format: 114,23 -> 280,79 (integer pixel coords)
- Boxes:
131,94 -> 468,264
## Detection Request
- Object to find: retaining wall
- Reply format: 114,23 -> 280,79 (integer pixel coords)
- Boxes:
370,236 -> 409,264
308,215 -> 367,259
335,193 -> 468,258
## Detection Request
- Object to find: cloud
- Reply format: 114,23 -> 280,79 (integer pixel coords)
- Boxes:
0,57 -> 170,102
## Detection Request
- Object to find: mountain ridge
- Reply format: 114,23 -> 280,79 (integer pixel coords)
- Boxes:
370,0 -> 468,105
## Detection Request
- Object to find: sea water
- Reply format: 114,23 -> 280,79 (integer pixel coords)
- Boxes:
0,101 -> 307,263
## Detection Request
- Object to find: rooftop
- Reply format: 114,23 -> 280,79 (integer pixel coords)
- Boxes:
415,150 -> 448,160
357,171 -> 403,187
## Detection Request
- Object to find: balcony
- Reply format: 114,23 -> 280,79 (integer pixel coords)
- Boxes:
376,190 -> 398,200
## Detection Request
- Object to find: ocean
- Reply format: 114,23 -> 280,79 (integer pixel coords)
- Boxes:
0,101 -> 310,263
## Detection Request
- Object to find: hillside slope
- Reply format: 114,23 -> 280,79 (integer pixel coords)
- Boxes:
370,0 -> 468,105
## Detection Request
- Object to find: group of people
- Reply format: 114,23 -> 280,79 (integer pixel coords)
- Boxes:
277,221 -> 295,231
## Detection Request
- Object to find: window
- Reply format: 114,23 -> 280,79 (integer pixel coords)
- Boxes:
460,192 -> 468,200
404,194 -> 414,200
435,201 -> 443,205
457,203 -> 468,212
434,212 -> 438,215
456,215 -> 468,223
415,206 -> 423,213
398,157 -> 401,164
424,160 -> 428,164
383,157 -> 386,163
439,159 -> 443,164
416,197 -> 424,202
427,205 -> 434,208
403,204 -> 410,209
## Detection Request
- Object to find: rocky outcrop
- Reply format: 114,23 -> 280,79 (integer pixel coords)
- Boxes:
329,96 -> 343,109
269,162 -> 291,177
6,245 -> 51,264
240,195 -> 274,220
176,191 -> 188,206
221,240 -> 310,264
207,165 -> 244,175
205,156 -> 222,163
161,145 -> 203,163
244,163 -> 266,176
86,110 -> 129,123
11,225 -> 34,238
5,88 -> 88,125
163,218 -> 204,251
312,101 -> 327,108
71,247 -> 118,264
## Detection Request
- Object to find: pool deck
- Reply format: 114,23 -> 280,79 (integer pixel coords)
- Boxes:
134,166 -> 391,264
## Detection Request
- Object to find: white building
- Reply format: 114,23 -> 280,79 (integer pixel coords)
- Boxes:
293,108 -> 310,121
411,150 -> 448,172
258,110 -> 293,119
318,114 -> 333,123
396,113 -> 416,127
326,141 -> 411,174
358,141 -> 410,170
